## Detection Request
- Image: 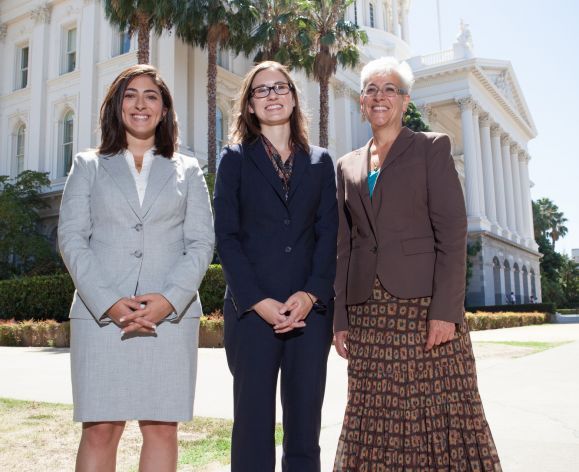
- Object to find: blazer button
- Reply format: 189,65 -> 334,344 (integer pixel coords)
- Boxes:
370,246 -> 378,254
285,246 -> 292,253
133,250 -> 143,258
284,218 -> 291,226
134,223 -> 143,232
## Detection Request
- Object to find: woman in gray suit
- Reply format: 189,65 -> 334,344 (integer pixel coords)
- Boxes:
58,65 -> 214,471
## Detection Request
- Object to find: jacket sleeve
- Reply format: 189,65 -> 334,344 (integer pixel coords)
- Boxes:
213,146 -> 267,315
426,134 -> 468,324
161,158 -> 215,319
333,159 -> 352,332
58,153 -> 123,322
302,151 -> 338,307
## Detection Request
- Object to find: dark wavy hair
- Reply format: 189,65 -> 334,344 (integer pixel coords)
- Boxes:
98,64 -> 178,158
229,61 -> 309,152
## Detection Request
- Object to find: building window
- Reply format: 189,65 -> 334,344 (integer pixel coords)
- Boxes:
63,27 -> 77,74
16,45 -> 29,89
15,124 -> 26,175
61,111 -> 74,176
354,1 -> 358,26
114,29 -> 131,56
369,3 -> 375,28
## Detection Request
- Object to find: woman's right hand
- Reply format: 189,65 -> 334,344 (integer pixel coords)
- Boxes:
253,298 -> 305,332
334,330 -> 349,359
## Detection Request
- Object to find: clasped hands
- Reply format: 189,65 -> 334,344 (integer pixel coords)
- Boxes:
253,291 -> 317,334
106,293 -> 175,335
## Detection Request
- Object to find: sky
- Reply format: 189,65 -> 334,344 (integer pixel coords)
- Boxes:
409,0 -> 579,255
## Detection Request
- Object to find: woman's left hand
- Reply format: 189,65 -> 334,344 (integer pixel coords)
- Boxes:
274,291 -> 316,334
120,293 -> 175,335
425,319 -> 456,351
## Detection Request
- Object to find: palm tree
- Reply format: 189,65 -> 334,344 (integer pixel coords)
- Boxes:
174,0 -> 256,174
296,0 -> 367,148
104,0 -> 174,64
534,198 -> 569,249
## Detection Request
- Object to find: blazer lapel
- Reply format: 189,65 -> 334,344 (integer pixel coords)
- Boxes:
141,156 -> 177,217
100,153 -> 142,219
287,146 -> 309,202
372,127 -> 415,215
356,139 -> 378,240
246,140 -> 286,204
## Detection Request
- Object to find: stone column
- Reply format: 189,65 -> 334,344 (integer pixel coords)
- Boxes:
391,0 -> 401,37
27,5 -> 51,172
400,0 -> 410,42
490,123 -> 508,236
501,135 -> 517,238
472,104 -> 487,220
77,1 -> 99,151
457,98 -> 481,219
376,1 -> 385,30
479,114 -> 497,228
511,143 -> 525,241
518,151 -> 535,245
333,82 -> 353,162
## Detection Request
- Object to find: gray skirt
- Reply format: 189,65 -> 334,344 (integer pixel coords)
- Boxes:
70,317 -> 199,422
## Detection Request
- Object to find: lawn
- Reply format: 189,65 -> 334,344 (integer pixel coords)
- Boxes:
0,398 -> 282,471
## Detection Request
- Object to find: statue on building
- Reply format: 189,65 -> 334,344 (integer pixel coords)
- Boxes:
453,19 -> 474,59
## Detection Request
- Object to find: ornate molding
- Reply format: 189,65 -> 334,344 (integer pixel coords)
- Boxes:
456,97 -> 474,112
332,81 -> 350,98
510,142 -> 521,154
472,102 -> 482,116
500,134 -> 511,147
479,112 -> 491,127
0,23 -> 7,42
490,123 -> 502,137
518,150 -> 530,163
417,104 -> 433,122
30,4 -> 51,24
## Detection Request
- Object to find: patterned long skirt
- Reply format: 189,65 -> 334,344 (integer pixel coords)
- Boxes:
334,279 -> 502,471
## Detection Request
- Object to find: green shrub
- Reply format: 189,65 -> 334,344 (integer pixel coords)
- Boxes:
0,266 -> 227,321
466,311 -> 548,331
198,265 -> 226,314
466,303 -> 555,314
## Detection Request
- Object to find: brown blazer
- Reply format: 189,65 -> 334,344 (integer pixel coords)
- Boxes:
334,127 -> 467,332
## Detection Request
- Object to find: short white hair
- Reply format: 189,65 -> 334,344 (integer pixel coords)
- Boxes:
360,57 -> 415,94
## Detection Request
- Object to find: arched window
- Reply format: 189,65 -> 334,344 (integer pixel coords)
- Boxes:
513,263 -> 521,304
522,266 -> 529,303
503,260 -> 512,304
60,110 -> 75,176
216,107 -> 225,167
369,3 -> 375,28
15,124 -> 26,176
493,257 -> 502,305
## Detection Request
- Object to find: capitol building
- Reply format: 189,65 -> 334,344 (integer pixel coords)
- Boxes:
0,0 -> 541,306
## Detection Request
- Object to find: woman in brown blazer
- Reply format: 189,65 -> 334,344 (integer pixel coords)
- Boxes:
333,57 -> 502,471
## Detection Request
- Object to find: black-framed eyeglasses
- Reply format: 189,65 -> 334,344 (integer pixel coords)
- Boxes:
250,82 -> 294,99
362,83 -> 407,97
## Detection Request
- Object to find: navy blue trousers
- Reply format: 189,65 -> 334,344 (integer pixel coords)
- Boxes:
224,300 -> 333,472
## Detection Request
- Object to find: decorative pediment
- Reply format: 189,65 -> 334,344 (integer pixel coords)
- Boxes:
477,64 -> 534,132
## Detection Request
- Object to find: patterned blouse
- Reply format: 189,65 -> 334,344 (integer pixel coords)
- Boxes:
261,135 -> 295,201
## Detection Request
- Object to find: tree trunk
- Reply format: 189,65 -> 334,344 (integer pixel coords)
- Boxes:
207,37 -> 218,175
137,14 -> 150,64
319,75 -> 330,148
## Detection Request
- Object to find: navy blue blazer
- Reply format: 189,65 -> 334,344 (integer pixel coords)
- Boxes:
214,139 -> 338,316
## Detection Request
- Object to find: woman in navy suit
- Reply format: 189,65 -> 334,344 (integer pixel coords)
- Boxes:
214,61 -> 338,472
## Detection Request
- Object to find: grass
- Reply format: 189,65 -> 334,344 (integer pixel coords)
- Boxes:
0,398 -> 283,471
476,340 -> 571,354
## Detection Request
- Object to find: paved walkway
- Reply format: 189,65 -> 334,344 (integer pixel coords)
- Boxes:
2,323 -> 579,471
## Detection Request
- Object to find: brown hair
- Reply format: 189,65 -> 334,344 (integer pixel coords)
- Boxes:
98,64 -> 178,158
229,61 -> 309,152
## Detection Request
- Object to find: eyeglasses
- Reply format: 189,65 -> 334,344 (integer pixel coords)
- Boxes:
362,83 -> 407,97
250,82 -> 294,99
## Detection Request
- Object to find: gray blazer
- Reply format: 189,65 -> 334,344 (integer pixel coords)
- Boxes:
58,150 -> 215,323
